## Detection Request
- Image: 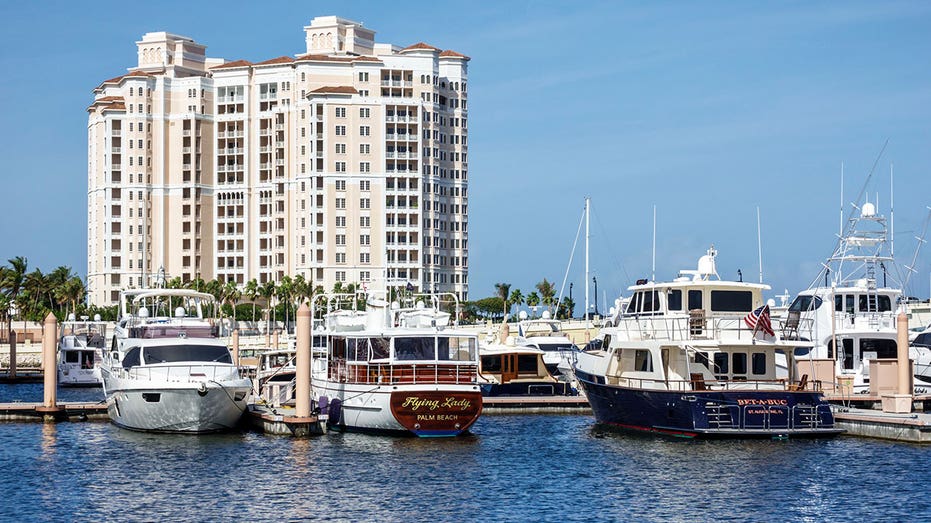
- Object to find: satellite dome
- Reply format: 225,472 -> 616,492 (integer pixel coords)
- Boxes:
861,202 -> 876,217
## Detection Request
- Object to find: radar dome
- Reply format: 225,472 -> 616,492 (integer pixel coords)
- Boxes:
861,202 -> 876,217
541,310 -> 552,320
174,307 -> 186,318
518,310 -> 528,320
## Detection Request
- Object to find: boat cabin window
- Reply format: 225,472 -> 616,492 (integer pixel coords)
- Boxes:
370,338 -> 390,360
394,337 -> 436,360
439,336 -> 476,361
143,345 -> 231,364
640,290 -> 661,314
710,291 -> 753,312
122,347 -> 141,369
861,338 -> 897,360
625,293 -> 641,314
481,355 -> 502,372
634,349 -> 653,372
331,337 -> 347,360
835,295 -> 856,314
517,355 -> 539,374
859,294 -> 892,313
65,351 -> 80,363
789,295 -> 822,312
713,352 -> 728,376
348,339 -> 369,361
827,338 -> 855,370
913,333 -> 931,348
751,353 -> 767,375
667,290 -> 682,311
732,352 -> 747,375
688,290 -> 703,311
694,351 -> 711,370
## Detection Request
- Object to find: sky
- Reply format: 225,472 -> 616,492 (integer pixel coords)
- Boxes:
1,0 -> 930,311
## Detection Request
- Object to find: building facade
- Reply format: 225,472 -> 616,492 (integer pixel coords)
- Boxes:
87,16 -> 469,305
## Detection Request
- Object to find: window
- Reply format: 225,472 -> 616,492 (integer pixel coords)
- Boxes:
789,295 -> 823,312
713,352 -> 729,375
359,162 -> 370,173
859,294 -> 892,312
335,216 -> 346,227
358,72 -> 369,82
360,198 -> 370,209
335,198 -> 346,209
732,352 -> 747,375
335,161 -> 346,173
335,125 -> 346,136
688,290 -> 703,311
360,143 -> 370,154
335,180 -> 346,191
335,271 -> 346,282
335,107 -> 346,118
634,350 -> 653,372
335,253 -> 346,264
360,216 -> 370,227
335,234 -> 346,246
360,180 -> 370,191
360,253 -> 370,264
710,291 -> 753,312
360,234 -> 370,246
359,107 -> 370,118
359,126 -> 370,136
335,143 -> 346,154
751,353 -> 767,375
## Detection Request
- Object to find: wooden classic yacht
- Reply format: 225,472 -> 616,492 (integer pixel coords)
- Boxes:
311,292 -> 483,437
100,289 -> 252,433
574,247 -> 842,439
479,339 -> 577,397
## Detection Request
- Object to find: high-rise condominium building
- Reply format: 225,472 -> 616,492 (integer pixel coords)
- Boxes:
87,16 -> 470,306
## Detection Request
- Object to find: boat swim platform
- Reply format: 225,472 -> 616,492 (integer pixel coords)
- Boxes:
481,395 -> 592,415
833,407 -> 931,444
0,402 -> 109,422
246,404 -> 327,437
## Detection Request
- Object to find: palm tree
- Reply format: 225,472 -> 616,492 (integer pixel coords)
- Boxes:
1,257 -> 28,342
55,276 -> 86,319
293,273 -> 310,308
22,269 -> 48,320
526,292 -> 541,318
278,275 -> 294,332
508,289 -> 524,316
494,282 -> 511,318
536,278 -> 556,309
260,280 -> 277,333
244,278 -> 259,322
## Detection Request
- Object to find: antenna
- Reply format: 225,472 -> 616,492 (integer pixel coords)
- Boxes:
585,197 -> 590,322
651,205 -> 656,282
890,164 -> 894,260
757,206 -> 763,283
839,162 -> 844,240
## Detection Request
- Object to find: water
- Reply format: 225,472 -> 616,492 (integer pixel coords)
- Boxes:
2,384 -> 928,522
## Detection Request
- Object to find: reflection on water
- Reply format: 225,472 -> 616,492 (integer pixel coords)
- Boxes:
1,402 -> 929,521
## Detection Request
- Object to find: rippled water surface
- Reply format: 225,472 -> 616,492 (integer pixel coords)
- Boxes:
2,384 -> 928,522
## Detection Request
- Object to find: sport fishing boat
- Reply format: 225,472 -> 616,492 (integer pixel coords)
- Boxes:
100,289 -> 252,433
310,292 -> 483,437
57,316 -> 107,387
786,202 -> 931,393
479,339 -> 577,397
574,247 -> 841,439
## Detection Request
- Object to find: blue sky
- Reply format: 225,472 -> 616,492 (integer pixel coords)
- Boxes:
1,1 -> 930,308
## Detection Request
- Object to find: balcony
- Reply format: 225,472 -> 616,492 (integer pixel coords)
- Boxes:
111,130 -> 122,137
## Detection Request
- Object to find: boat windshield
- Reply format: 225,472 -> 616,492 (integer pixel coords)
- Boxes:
142,345 -> 232,365
393,336 -> 476,361
789,295 -> 823,312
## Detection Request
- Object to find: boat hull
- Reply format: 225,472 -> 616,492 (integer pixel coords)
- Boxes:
576,370 -> 842,439
103,377 -> 250,433
314,380 -> 483,437
481,381 -> 577,397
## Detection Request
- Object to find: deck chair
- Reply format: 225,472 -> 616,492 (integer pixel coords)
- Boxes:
789,373 -> 808,391
690,373 -> 708,391
782,310 -> 800,340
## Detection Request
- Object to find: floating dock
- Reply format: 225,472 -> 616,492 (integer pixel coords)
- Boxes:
0,402 -> 108,422
833,407 -> 931,444
245,404 -> 327,437
482,395 -> 591,414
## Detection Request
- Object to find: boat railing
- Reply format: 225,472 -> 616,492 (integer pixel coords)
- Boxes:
614,314 -> 796,342
327,359 -> 478,386
127,324 -> 219,339
261,377 -> 297,407
611,376 -> 819,393
719,403 -> 834,431
116,364 -> 241,383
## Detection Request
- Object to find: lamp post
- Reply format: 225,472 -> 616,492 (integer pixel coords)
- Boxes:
592,276 -> 598,316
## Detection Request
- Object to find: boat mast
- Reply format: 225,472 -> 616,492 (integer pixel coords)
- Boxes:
890,164 -> 894,261
757,206 -> 763,283
652,205 -> 656,282
585,197 -> 590,323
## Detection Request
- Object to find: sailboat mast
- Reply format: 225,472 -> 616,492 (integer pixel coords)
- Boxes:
585,197 -> 590,322
890,164 -> 895,260
757,207 -> 763,283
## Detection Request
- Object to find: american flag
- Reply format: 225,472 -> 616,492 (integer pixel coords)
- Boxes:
744,305 -> 775,336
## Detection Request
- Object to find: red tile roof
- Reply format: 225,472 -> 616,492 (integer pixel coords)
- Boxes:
95,70 -> 153,89
255,56 -> 295,66
295,53 -> 356,63
309,86 -> 358,95
209,59 -> 253,70
87,96 -> 126,112
402,42 -> 440,52
439,49 -> 471,60
352,56 -> 383,63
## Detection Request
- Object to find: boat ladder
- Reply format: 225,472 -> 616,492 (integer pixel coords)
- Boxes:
705,403 -> 735,428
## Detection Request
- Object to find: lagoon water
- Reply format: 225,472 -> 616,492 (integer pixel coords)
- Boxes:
2,383 -> 928,522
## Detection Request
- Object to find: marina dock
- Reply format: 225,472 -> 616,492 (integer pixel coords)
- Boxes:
834,408 -> 931,444
0,401 -> 108,422
482,395 -> 591,414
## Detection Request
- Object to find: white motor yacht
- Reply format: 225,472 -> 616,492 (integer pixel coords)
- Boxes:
100,289 -> 252,433
514,312 -> 580,379
58,316 -> 107,387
